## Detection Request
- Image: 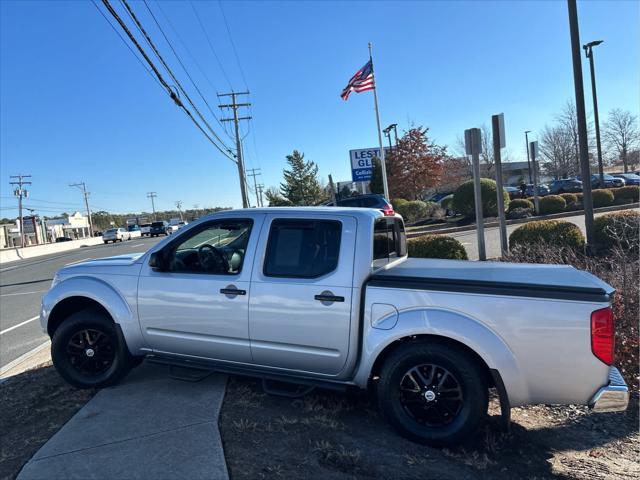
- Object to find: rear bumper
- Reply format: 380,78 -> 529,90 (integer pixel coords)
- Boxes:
589,367 -> 629,413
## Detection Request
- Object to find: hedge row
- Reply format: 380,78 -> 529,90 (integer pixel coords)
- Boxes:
452,179 -> 509,218
408,235 -> 468,260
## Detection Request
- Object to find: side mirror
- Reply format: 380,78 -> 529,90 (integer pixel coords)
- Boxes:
148,251 -> 165,271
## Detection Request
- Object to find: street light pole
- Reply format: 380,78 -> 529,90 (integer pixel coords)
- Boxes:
524,130 -> 532,183
584,40 -> 605,186
567,0 -> 596,250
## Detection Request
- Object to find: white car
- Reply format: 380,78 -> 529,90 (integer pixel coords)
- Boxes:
140,224 -> 151,236
42,208 -> 628,446
102,228 -> 130,244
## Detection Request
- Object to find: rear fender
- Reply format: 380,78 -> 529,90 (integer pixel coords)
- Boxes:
41,276 -> 147,354
354,307 -> 529,406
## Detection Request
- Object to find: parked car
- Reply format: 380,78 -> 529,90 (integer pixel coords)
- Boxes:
327,194 -> 394,216
102,228 -> 130,244
525,184 -> 550,197
427,191 -> 452,203
167,224 -> 180,234
42,208 -> 628,446
581,174 -> 626,189
127,225 -> 142,238
54,236 -> 73,243
140,223 -> 152,236
149,221 -> 169,237
612,173 -> 640,186
548,179 -> 583,194
505,186 -> 520,200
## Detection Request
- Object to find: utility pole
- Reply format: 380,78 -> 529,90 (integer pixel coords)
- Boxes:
524,130 -> 532,183
328,174 -> 338,204
246,168 -> 262,208
219,91 -> 251,208
10,174 -> 31,248
567,0 -> 596,250
256,184 -> 265,207
584,40 -> 605,185
147,192 -> 157,220
175,200 -> 184,221
70,182 -> 94,237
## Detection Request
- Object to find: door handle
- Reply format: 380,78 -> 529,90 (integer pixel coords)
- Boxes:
220,288 -> 246,296
314,294 -> 344,303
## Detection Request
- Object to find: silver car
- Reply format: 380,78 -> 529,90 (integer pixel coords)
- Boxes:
102,227 -> 130,244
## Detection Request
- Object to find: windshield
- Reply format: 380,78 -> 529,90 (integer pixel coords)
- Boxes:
176,224 -> 251,252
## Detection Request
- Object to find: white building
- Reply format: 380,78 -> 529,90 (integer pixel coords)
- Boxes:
46,212 -> 90,240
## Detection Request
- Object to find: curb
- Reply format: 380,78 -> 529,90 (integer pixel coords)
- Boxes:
0,340 -> 51,383
406,203 -> 639,238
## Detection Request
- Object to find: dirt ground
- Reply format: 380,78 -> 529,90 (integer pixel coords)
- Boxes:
0,363 -> 95,480
1,365 -> 637,480
219,376 -> 639,480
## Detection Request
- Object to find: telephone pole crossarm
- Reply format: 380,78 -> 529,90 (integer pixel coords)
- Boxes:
219,91 -> 252,208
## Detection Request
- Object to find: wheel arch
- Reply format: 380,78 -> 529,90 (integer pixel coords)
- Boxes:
42,276 -> 145,355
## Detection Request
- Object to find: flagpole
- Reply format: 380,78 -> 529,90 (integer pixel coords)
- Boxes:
368,42 -> 390,200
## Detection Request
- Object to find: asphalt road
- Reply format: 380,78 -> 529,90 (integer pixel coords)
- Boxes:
0,236 -> 162,369
452,208 -> 639,260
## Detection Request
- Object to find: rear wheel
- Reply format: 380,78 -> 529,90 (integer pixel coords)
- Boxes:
376,341 -> 488,446
51,308 -> 134,389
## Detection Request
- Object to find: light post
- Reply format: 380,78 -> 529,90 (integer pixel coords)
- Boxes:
584,40 -> 605,184
383,123 -> 396,151
524,130 -> 532,183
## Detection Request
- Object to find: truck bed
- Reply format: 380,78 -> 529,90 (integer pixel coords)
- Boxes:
371,258 -> 614,303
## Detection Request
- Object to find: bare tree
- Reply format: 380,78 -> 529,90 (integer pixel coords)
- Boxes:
455,124 -> 501,179
539,124 -> 577,179
603,109 -> 640,172
555,101 -> 596,172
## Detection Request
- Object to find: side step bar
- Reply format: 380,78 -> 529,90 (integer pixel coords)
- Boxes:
146,355 -> 349,394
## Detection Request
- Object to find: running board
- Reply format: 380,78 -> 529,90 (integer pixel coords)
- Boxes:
262,378 -> 315,398
146,354 -> 349,393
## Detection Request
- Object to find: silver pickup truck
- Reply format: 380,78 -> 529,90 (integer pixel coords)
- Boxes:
41,207 -> 629,445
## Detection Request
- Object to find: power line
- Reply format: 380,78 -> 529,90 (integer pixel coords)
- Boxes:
9,174 -> 32,247
91,0 -> 164,93
217,0 -> 249,90
120,0 -> 235,161
189,0 -> 234,90
142,0 -> 232,142
99,0 -> 235,162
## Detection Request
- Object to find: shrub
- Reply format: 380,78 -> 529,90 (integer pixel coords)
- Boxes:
395,200 -> 429,223
452,178 -> 510,218
592,189 -> 614,208
538,195 -> 566,215
613,185 -> 639,203
507,207 -> 533,219
559,193 -> 578,205
408,235 -> 468,260
594,210 -> 640,253
392,198 -> 408,208
508,198 -> 534,211
509,220 -> 585,250
575,192 -> 583,203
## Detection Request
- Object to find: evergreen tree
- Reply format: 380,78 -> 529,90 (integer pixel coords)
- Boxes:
369,157 -> 384,195
279,150 -> 323,205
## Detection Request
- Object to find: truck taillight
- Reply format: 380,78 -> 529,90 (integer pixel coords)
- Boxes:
383,207 -> 395,216
591,307 -> 614,365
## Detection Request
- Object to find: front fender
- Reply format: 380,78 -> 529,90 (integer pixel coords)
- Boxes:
41,275 -> 147,354
354,307 -> 530,406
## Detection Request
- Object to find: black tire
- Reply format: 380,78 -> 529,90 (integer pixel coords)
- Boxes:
51,308 -> 134,389
376,341 -> 488,446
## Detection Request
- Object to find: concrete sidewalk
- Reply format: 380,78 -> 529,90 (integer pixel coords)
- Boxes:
18,362 -> 228,480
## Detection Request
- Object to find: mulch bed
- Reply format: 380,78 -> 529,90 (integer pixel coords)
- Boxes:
220,376 -> 639,480
0,363 -> 95,480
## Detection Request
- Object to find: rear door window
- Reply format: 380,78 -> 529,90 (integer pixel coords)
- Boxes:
372,217 -> 407,268
264,219 -> 342,278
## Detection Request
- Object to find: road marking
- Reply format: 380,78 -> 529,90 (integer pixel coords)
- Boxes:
64,257 -> 91,266
0,340 -> 50,379
0,315 -> 40,335
0,290 -> 47,297
131,243 -> 145,247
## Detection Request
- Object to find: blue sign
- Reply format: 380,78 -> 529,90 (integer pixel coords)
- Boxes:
349,147 -> 390,182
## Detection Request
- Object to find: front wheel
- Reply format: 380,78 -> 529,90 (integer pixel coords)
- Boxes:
51,308 -> 134,389
376,341 -> 488,446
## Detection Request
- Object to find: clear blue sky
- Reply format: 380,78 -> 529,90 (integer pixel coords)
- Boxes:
1,0 -> 638,216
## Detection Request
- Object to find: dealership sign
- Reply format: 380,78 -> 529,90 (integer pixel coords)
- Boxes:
349,147 -> 391,182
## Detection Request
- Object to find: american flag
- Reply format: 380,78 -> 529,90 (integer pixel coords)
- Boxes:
340,60 -> 375,100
